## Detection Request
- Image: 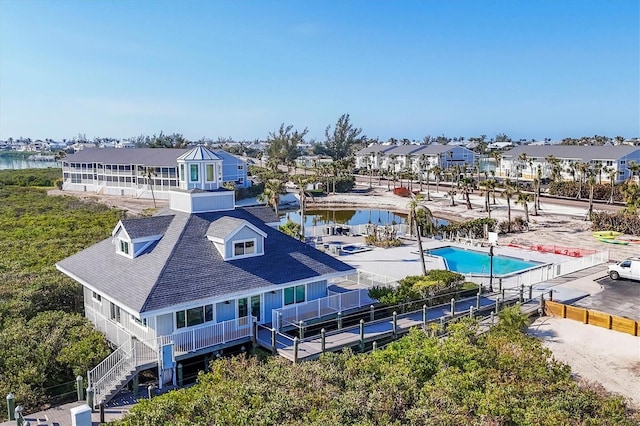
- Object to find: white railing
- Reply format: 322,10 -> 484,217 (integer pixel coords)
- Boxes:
331,270 -> 398,289
157,316 -> 254,356
85,305 -> 132,347
272,289 -> 371,331
463,249 -> 609,290
88,339 -> 136,406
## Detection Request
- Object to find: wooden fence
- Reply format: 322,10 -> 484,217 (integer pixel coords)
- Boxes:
544,300 -> 639,337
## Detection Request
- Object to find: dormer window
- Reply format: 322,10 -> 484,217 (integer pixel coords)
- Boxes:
119,240 -> 130,255
234,239 -> 255,257
206,217 -> 267,261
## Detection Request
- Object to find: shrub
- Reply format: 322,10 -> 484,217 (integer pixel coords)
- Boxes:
590,211 -> 640,235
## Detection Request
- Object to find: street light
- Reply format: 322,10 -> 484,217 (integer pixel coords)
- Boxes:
488,245 -> 494,293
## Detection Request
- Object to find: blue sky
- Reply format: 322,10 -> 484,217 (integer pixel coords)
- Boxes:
1,0 -> 638,142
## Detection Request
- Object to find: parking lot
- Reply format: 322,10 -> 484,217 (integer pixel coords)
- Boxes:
574,276 -> 640,320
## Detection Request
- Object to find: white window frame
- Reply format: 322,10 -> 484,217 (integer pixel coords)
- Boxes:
117,239 -> 132,258
131,315 -> 148,330
92,291 -> 102,304
206,164 -> 215,182
232,238 -> 258,259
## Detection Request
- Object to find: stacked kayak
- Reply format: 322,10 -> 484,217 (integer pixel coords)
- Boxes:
593,231 -> 640,245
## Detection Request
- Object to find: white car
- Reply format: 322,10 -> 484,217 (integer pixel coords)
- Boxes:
608,258 -> 640,281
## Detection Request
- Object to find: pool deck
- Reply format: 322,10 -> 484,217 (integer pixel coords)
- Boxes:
334,238 -> 571,282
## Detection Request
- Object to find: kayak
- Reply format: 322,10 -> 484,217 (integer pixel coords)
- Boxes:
592,231 -> 622,238
596,237 -> 629,245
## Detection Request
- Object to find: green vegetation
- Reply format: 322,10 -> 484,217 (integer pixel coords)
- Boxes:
0,168 -> 60,187
116,311 -> 638,425
369,271 -> 468,306
590,211 -> 640,236
0,170 -> 121,417
278,219 -> 300,238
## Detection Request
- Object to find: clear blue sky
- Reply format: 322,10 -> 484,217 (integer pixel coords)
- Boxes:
1,0 -> 638,142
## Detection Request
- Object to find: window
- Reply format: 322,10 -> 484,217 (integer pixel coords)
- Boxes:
176,311 -> 186,329
187,307 -> 204,327
206,164 -> 214,182
176,304 -> 214,329
284,287 -> 294,305
237,165 -> 243,170
620,160 -> 626,165
92,291 -> 102,303
120,240 -> 130,255
110,303 -> 121,324
190,164 -> 199,181
131,315 -> 147,328
234,240 -> 255,257
295,285 -> 305,303
284,285 -> 305,305
238,298 -> 248,318
180,164 -> 185,181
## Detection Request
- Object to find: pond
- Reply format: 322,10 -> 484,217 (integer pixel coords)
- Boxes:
279,209 -> 449,227
0,156 -> 61,170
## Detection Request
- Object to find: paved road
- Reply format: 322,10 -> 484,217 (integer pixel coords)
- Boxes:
573,277 -> 640,320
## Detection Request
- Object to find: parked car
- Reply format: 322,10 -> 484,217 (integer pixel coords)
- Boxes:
608,258 -> 640,281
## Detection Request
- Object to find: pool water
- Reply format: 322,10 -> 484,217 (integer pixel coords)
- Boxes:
428,246 -> 541,275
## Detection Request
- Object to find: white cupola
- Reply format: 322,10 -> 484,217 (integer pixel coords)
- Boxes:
176,146 -> 223,191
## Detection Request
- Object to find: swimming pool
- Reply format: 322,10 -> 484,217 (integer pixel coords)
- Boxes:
427,246 -> 542,275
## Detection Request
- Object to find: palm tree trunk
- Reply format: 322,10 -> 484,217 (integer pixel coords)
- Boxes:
507,198 -> 512,232
414,210 -> 427,276
524,203 -> 529,223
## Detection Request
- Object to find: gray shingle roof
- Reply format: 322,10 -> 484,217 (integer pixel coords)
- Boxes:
501,145 -> 640,161
410,145 -> 461,156
385,145 -> 423,155
206,217 -> 247,240
63,148 -> 190,167
56,207 -> 354,314
355,145 -> 397,155
121,215 -> 174,239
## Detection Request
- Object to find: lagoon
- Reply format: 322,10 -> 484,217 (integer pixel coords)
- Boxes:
280,209 -> 449,227
0,155 -> 61,170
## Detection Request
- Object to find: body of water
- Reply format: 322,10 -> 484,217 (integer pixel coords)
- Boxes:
0,156 -> 61,170
427,246 -> 542,275
280,209 -> 449,227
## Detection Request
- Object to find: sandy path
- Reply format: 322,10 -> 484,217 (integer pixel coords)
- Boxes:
528,317 -> 640,408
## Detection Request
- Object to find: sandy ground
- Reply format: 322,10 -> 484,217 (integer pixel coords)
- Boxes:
528,317 -> 640,408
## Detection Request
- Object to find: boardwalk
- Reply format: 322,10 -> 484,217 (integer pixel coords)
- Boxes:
258,295 -> 511,362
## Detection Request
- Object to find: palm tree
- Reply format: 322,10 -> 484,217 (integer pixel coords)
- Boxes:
460,177 -> 474,210
605,167 -> 616,204
143,167 -> 158,208
258,178 -> 284,217
408,194 -> 434,276
586,173 -> 597,220
432,165 -> 443,194
479,178 -> 494,218
295,176 -> 314,241
532,165 -> 541,216
491,151 -> 502,177
515,190 -> 531,224
501,180 -> 517,233
516,153 -> 528,187
576,162 -> 589,200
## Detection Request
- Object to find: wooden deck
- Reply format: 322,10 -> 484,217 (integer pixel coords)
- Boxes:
258,295 -> 519,362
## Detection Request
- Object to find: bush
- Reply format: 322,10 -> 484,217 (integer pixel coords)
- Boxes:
590,211 -> 640,235
369,271 -> 466,305
548,181 -> 624,202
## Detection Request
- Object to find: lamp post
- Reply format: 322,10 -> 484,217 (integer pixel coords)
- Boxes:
488,245 -> 494,293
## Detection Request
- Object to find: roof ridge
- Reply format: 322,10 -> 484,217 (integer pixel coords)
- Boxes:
139,213 -> 194,313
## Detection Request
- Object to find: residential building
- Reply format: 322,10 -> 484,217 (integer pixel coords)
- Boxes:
56,145 -> 358,405
354,144 -> 476,176
61,147 -> 250,200
499,146 -> 640,183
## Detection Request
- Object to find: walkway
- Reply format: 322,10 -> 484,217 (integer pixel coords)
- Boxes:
258,294 -> 527,362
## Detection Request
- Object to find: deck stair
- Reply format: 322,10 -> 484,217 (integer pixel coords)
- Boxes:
88,338 -> 157,408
